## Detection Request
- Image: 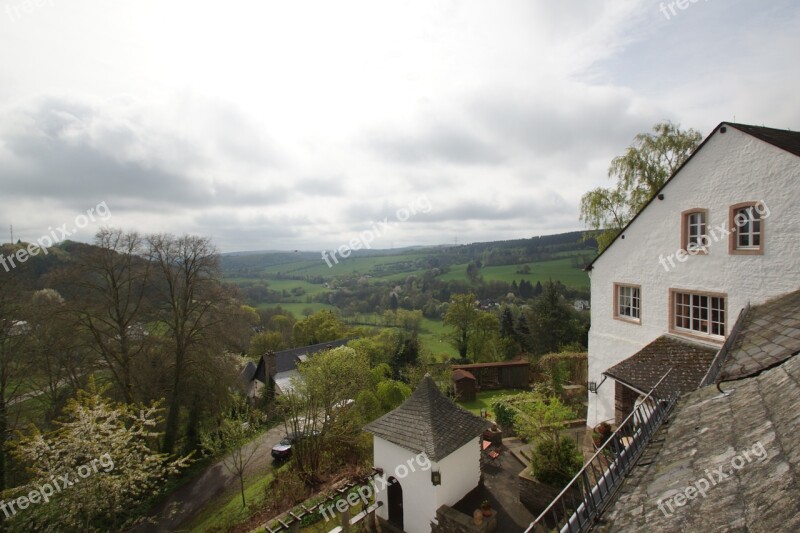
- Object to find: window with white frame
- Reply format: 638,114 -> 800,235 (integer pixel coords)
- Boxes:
729,202 -> 764,255
672,290 -> 726,338
734,206 -> 761,249
686,211 -> 707,248
614,284 -> 641,323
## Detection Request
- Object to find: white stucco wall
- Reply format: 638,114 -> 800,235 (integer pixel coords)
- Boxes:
373,436 -> 481,532
587,125 -> 800,427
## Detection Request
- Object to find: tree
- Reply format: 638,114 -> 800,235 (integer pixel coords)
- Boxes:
248,331 -> 285,357
26,289 -> 88,423
527,281 -> 579,356
9,379 -> 189,531
148,234 -> 234,453
201,411 -> 261,508
279,346 -> 369,483
0,273 -> 32,498
467,312 -> 501,362
376,380 -> 411,411
580,121 -> 702,251
443,294 -> 479,358
63,229 -> 153,404
500,307 -> 515,338
292,310 -> 348,346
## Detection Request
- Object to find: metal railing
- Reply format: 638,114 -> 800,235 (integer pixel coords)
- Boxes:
524,369 -> 678,533
699,303 -> 750,387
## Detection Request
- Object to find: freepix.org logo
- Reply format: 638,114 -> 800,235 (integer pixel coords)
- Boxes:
1,201 -> 112,273
0,453 -> 115,518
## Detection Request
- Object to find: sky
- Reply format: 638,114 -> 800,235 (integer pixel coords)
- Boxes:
1,0 -> 798,253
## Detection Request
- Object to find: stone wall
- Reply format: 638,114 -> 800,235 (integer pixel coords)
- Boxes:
431,505 -> 496,533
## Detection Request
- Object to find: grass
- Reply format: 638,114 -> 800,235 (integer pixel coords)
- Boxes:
419,317 -> 459,360
458,389 -> 517,418
188,472 -> 275,532
256,253 -> 425,279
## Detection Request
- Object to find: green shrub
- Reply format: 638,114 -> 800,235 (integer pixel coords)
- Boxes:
490,396 -> 518,430
530,436 -> 583,487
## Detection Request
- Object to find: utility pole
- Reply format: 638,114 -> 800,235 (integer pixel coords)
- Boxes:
9,224 -> 12,244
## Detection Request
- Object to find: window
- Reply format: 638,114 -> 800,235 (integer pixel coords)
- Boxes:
671,290 -> 726,339
681,209 -> 708,253
614,284 -> 641,324
729,202 -> 764,255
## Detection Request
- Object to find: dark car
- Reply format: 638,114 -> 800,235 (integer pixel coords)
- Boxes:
271,430 -> 320,461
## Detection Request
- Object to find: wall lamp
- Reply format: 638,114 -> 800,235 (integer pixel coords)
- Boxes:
588,375 -> 608,394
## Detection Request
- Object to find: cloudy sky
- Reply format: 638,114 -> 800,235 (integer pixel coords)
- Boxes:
1,0 -> 798,253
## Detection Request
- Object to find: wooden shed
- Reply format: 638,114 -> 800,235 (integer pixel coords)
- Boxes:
451,360 -> 530,390
451,369 -> 477,402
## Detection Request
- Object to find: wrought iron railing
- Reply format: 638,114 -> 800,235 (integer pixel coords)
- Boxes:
699,303 -> 750,387
524,369 -> 677,533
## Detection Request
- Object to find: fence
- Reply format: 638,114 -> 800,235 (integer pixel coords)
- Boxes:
265,473 -> 382,533
524,369 -> 677,533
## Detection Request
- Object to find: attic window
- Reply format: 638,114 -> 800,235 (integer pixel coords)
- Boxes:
681,208 -> 708,254
729,202 -> 764,255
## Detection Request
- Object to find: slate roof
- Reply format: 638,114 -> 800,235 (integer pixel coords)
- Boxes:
728,123 -> 800,158
603,335 -> 718,396
718,288 -> 800,382
597,289 -> 800,531
599,351 -> 800,532
252,338 -> 352,383
364,375 -> 490,462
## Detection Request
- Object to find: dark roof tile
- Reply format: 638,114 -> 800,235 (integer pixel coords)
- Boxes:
364,375 -> 490,462
604,335 -> 717,396
601,352 -> 800,532
719,289 -> 800,382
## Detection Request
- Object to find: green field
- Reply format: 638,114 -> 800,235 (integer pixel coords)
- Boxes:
440,257 -> 588,289
256,302 -> 335,315
419,317 -> 459,360
253,253 -> 425,279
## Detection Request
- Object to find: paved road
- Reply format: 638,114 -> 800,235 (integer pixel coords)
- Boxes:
134,424 -> 287,532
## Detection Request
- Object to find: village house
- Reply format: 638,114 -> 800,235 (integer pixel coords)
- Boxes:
586,122 -> 800,428
365,376 -> 491,533
523,122 -> 800,532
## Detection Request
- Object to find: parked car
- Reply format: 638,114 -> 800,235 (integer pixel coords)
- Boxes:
271,430 -> 320,461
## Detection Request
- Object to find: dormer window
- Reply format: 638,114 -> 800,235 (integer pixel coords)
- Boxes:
729,202 -> 764,255
681,208 -> 708,254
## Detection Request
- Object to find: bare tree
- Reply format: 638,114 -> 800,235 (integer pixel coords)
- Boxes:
62,228 -> 153,403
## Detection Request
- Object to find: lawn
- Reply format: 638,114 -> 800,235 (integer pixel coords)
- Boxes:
188,472 -> 275,532
458,389 -> 517,419
419,317 -> 459,360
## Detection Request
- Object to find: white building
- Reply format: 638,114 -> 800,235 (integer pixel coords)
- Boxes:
586,122 -> 800,428
365,375 -> 490,533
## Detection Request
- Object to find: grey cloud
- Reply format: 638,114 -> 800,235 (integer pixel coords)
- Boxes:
0,96 -> 287,213
368,124 -> 505,165
469,93 -> 655,159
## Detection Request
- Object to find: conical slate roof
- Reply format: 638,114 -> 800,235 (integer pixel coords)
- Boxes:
365,375 -> 491,462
